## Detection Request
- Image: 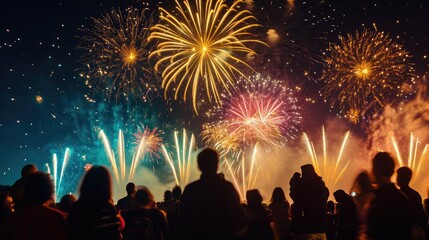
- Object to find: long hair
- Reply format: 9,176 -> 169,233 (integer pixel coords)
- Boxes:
79,165 -> 112,204
270,187 -> 287,204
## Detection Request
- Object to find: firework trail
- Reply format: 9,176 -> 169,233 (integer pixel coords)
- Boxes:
202,74 -> 301,157
46,149 -> 70,200
149,0 -> 265,113
98,127 -> 162,185
390,134 -> 428,180
161,129 -> 197,187
222,145 -> 260,201
302,126 -> 351,192
321,29 -> 414,123
78,7 -> 156,102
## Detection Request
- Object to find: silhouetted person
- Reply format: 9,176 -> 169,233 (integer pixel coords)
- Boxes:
122,186 -> 168,240
350,171 -> 374,239
244,189 -> 273,240
289,164 -> 329,239
67,165 -> 122,240
9,164 -> 37,210
57,193 -> 76,215
167,186 -> 182,240
423,190 -> 429,240
158,190 -> 175,213
0,192 -> 13,225
397,167 -> 427,239
180,148 -> 247,240
269,187 -> 291,240
117,182 -> 136,211
366,152 -> 413,240
333,190 -> 359,240
325,200 -> 336,240
0,171 -> 67,240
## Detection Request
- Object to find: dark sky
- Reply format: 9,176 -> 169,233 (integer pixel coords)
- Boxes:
1,0 -> 428,189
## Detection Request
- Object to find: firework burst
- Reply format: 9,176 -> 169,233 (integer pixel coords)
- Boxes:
148,0 -> 265,113
133,126 -> 163,160
78,7 -> 155,101
321,29 -> 414,122
203,74 -> 301,156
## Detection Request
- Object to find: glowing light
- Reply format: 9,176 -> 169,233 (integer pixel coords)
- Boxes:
47,149 -> 70,200
302,126 -> 351,191
78,7 -> 155,101
35,95 -> 43,104
202,74 -> 301,156
133,126 -> 163,161
161,129 -> 197,187
149,0 -> 264,113
222,145 -> 259,201
98,128 -> 162,185
321,29 -> 414,122
390,133 -> 428,180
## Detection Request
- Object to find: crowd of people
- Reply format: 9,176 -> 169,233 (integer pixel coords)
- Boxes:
0,148 -> 429,240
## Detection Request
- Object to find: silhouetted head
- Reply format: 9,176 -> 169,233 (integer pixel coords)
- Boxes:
172,185 -> 182,201
58,194 -> 76,213
164,190 -> 172,201
246,189 -> 263,208
271,187 -> 286,204
197,148 -> 219,174
134,186 -> 154,208
396,167 -> 412,188
327,200 -> 335,213
79,165 -> 112,204
353,171 -> 373,193
21,164 -> 37,179
334,189 -> 348,203
301,164 -> 317,178
372,152 -> 395,183
24,171 -> 54,205
126,182 -> 136,196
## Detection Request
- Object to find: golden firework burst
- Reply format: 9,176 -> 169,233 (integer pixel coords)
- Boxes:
321,29 -> 414,122
78,7 -> 155,101
148,0 -> 264,113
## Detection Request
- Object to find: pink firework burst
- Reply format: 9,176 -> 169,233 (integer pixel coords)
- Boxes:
204,74 -> 301,152
133,126 -> 163,160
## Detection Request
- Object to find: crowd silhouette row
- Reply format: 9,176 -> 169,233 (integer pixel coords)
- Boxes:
1,148 -> 429,240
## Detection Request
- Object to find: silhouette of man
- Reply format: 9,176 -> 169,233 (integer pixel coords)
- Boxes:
289,164 -> 329,240
180,148 -> 247,240
117,182 -> 135,211
9,164 -> 37,210
396,166 -> 427,239
366,152 -> 413,240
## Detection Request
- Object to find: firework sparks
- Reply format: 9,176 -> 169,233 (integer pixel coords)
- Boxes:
148,0 -> 264,113
202,74 -> 301,155
321,29 -> 414,122
390,133 -> 428,180
302,126 -> 351,191
98,128 -> 162,185
78,7 -> 155,101
133,126 -> 163,160
47,149 -> 70,200
161,129 -> 197,187
221,145 -> 260,201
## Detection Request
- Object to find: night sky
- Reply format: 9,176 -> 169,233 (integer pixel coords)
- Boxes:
1,0 -> 428,195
